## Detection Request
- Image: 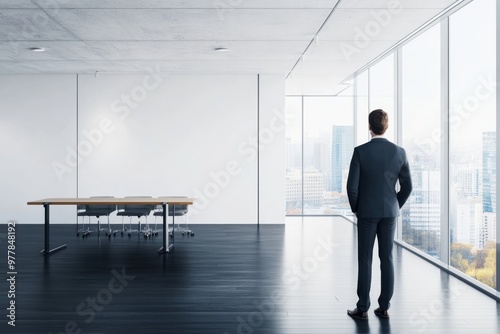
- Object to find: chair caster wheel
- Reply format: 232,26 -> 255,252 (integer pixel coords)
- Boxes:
128,233 -> 131,237
77,233 -> 79,237
121,231 -> 124,236
191,233 -> 194,236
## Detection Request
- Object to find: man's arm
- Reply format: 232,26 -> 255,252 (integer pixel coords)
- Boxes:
346,148 -> 360,214
397,150 -> 412,208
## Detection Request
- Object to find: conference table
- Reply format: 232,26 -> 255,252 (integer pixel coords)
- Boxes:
27,197 -> 195,255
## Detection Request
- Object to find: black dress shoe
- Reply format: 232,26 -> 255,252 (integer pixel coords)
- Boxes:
347,308 -> 368,320
374,308 -> 389,319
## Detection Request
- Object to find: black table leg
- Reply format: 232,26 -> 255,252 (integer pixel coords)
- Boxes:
172,204 -> 175,244
40,203 -> 67,255
158,202 -> 173,253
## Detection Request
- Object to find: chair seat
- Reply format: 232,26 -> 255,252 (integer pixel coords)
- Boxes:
117,210 -> 151,217
153,210 -> 187,216
78,209 -> 116,216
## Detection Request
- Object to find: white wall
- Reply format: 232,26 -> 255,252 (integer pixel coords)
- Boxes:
0,74 -> 285,224
0,75 -> 77,223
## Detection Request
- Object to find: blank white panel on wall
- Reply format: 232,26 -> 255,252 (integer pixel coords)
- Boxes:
0,75 -> 77,223
259,75 -> 286,223
77,74 -> 258,223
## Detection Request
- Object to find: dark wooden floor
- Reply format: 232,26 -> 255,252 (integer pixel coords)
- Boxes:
0,217 -> 499,334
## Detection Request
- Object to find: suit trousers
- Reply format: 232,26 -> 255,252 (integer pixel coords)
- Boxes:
356,217 -> 396,312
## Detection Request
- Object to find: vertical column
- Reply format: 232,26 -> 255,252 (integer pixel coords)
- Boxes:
353,76 -> 358,149
301,96 -> 304,215
76,74 -> 79,198
257,74 -> 260,226
353,76 -> 358,225
440,18 -> 450,264
367,69 -> 371,113
496,0 -> 500,293
396,48 -> 403,240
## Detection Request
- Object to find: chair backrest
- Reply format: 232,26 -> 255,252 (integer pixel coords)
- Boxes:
121,196 -> 154,216
86,196 -> 116,215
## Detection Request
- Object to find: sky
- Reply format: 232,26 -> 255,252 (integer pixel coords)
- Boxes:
285,0 -> 496,152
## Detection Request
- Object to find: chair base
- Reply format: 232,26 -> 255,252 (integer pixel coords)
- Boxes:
173,226 -> 194,236
77,227 -> 94,238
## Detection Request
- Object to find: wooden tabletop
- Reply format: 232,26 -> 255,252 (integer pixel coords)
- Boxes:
27,197 -> 195,205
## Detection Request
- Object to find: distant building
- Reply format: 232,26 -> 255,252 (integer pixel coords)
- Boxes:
482,132 -> 496,213
286,169 -> 326,207
456,197 -> 482,249
286,169 -> 302,204
304,132 -> 331,188
457,166 -> 480,197
406,169 -> 441,235
331,126 -> 353,193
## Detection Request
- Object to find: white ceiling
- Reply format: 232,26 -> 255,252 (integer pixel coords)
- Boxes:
0,0 -> 460,92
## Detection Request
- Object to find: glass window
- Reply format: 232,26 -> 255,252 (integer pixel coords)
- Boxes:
285,97 -> 303,215
369,53 -> 395,142
303,96 -> 354,216
449,0 -> 496,288
355,71 -> 369,146
401,24 -> 442,258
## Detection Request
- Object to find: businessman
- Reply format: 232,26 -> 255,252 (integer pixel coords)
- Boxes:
346,109 -> 412,320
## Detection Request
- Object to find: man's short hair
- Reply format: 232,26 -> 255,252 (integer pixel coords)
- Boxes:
369,109 -> 389,135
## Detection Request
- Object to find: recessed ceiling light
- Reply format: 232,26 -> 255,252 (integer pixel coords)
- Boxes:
29,47 -> 45,52
214,47 -> 229,52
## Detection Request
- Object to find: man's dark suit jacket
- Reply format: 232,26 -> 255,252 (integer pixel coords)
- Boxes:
346,137 -> 412,218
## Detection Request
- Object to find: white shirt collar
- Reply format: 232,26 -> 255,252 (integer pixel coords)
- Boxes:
371,134 -> 386,140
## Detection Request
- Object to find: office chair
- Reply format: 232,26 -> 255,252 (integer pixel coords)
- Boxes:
77,204 -> 93,237
153,196 -> 194,237
76,196 -> 116,238
115,196 -> 154,238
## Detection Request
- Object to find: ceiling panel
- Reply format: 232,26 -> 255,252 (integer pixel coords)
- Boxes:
299,40 -> 397,62
337,0 -> 458,9
0,41 -> 105,61
87,41 -> 304,61
29,0 -> 340,9
0,60 -> 115,73
0,9 -> 77,41
0,0 -> 464,92
107,59 -> 294,74
292,43 -> 395,76
318,8 -> 447,40
0,0 -> 37,9
52,9 -> 329,41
